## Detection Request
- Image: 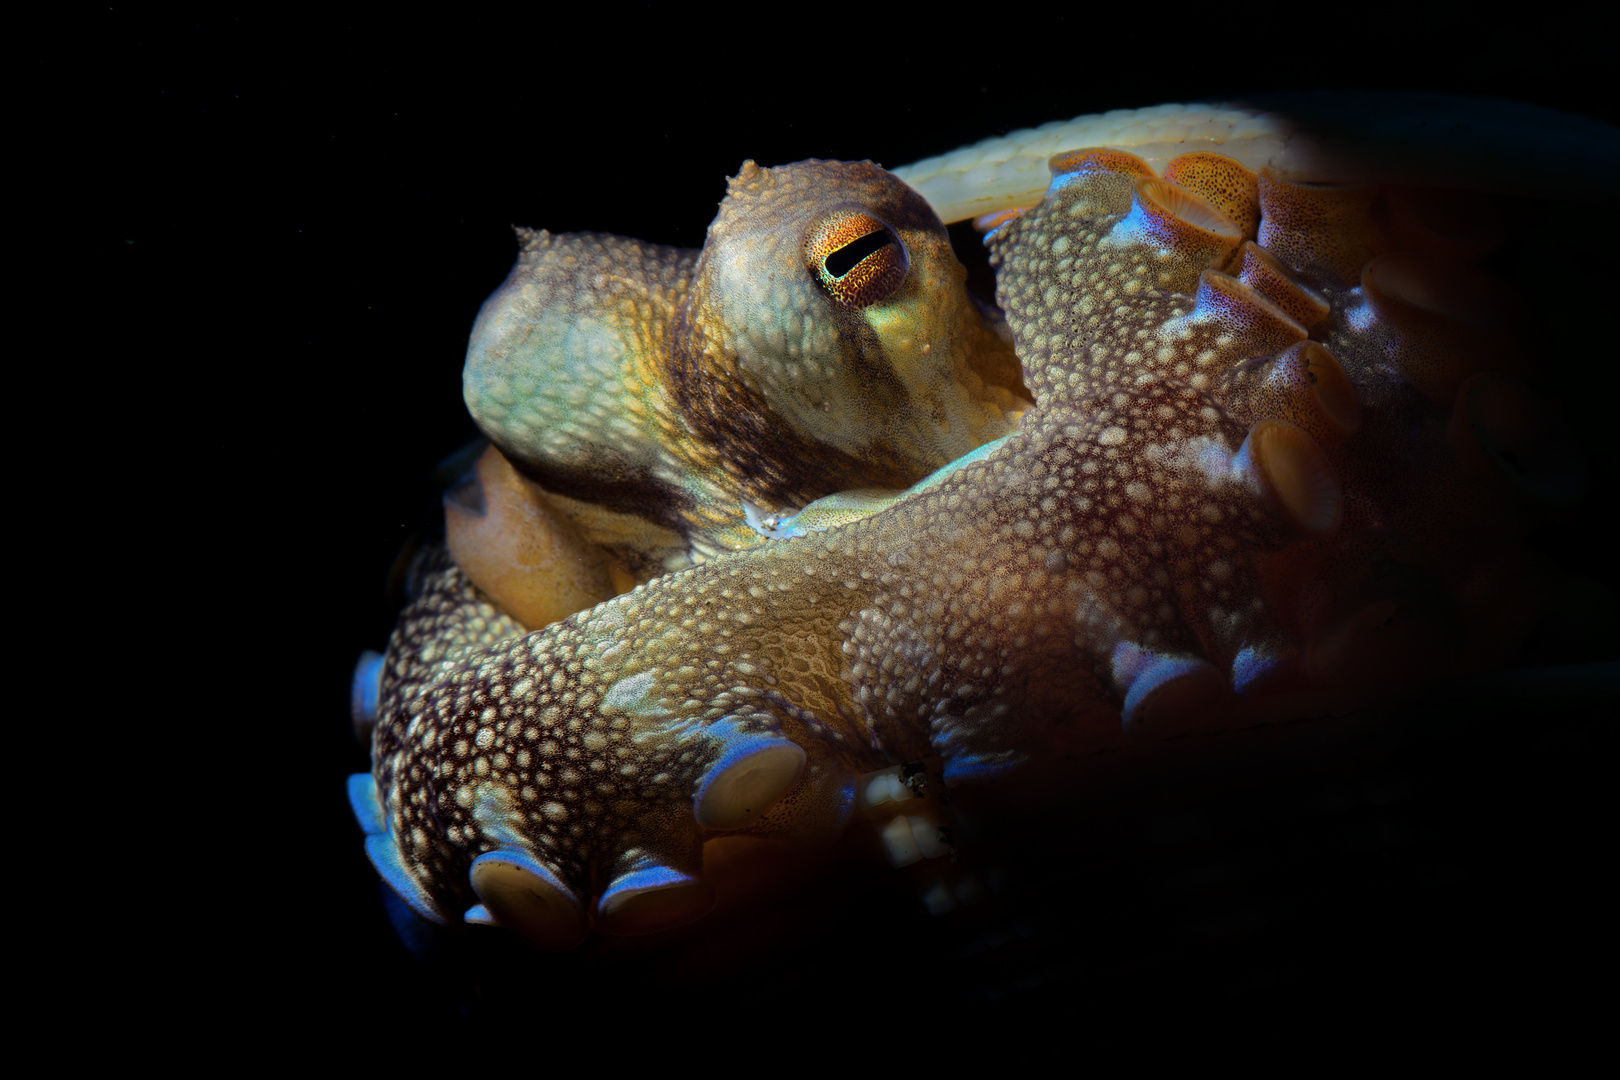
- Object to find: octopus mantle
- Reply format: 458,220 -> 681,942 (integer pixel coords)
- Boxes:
350,100 -> 1615,951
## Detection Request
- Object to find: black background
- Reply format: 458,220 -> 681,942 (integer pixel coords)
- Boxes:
92,7 -> 1615,1046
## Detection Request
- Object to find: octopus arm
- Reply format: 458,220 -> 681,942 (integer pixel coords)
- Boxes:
354,97 -> 1619,948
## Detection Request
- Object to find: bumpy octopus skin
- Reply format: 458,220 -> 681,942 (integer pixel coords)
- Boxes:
456,157 -> 1026,603
351,100 -> 1616,950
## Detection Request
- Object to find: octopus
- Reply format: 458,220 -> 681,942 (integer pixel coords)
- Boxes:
349,97 -> 1618,956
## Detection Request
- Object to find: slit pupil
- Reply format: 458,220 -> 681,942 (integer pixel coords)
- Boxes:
825,229 -> 893,278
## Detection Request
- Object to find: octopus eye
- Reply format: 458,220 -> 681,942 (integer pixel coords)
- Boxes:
804,208 -> 909,308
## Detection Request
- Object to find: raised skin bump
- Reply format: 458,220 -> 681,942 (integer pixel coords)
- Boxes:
355,100 -> 1618,948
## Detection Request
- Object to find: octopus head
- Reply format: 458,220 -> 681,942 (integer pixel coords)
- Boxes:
670,159 -> 1027,483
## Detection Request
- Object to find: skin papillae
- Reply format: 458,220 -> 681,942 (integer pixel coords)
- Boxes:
351,99 -> 1617,951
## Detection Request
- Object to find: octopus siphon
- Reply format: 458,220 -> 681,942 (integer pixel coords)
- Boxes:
348,97 -> 1618,951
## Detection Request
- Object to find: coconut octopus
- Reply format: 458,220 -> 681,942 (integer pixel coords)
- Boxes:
349,97 -> 1617,952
